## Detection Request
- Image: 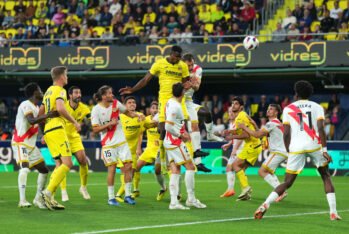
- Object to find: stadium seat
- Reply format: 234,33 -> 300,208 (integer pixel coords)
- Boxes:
314,0 -> 323,7
32,18 -> 39,26
88,8 -> 95,16
250,104 -> 259,117
6,28 -> 17,37
311,21 -> 320,32
177,4 -> 184,14
93,26 -> 105,36
320,102 -> 329,110
210,4 -> 217,13
325,32 -> 337,41
205,23 -> 214,33
5,1 -> 15,11
224,13 -> 231,21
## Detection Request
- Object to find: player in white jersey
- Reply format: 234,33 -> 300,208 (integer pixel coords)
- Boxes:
164,83 -> 207,210
182,54 -> 223,173
239,104 -> 288,201
220,106 -> 243,197
12,83 -> 57,208
255,81 -> 341,221
91,85 -> 139,206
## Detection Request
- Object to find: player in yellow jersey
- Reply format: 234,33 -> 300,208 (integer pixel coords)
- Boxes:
115,96 -> 145,202
40,66 -> 81,210
223,96 -> 262,201
119,46 -> 191,174
57,86 -> 91,201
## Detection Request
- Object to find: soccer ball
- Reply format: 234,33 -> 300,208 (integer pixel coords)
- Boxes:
243,36 -> 259,51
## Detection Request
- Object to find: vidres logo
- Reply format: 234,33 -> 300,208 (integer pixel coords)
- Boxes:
270,42 -> 326,65
58,46 -> 109,69
0,48 -> 41,69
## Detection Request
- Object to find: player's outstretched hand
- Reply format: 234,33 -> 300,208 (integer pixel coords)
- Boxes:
119,86 -> 133,95
180,132 -> 190,142
221,143 -> 230,151
323,152 -> 333,163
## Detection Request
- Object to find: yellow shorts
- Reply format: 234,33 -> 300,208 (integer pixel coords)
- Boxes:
237,144 -> 262,166
159,97 -> 189,122
44,127 -> 71,158
139,146 -> 159,163
68,136 -> 84,154
117,153 -> 137,169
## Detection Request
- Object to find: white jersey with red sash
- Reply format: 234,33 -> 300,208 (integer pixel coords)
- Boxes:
283,100 -> 324,154
261,118 -> 287,155
184,64 -> 202,101
164,98 -> 186,147
91,99 -> 127,147
12,100 -> 39,148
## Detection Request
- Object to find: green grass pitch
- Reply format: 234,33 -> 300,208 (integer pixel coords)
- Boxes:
0,172 -> 348,234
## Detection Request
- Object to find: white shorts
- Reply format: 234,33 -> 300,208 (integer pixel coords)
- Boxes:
262,152 -> 288,173
165,143 -> 192,165
12,144 -> 44,168
154,152 -> 161,165
286,150 -> 328,174
101,142 -> 132,167
185,101 -> 201,123
228,155 -> 237,165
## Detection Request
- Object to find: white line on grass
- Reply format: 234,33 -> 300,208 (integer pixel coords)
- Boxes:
73,209 -> 349,234
0,180 -> 222,189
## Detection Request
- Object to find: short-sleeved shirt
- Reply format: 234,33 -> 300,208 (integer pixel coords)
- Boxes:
91,100 -> 127,147
149,58 -> 190,101
261,118 -> 287,154
185,64 -> 202,101
65,102 -> 91,139
143,115 -> 160,148
283,100 -> 324,153
12,100 -> 39,148
43,85 -> 68,132
235,111 -> 261,146
120,112 -> 144,154
164,98 -> 185,147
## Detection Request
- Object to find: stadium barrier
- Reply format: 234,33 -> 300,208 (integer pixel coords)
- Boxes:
0,41 -> 348,71
1,141 -> 348,176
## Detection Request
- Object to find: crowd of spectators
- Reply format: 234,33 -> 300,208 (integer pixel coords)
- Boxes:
0,93 -> 343,141
0,0 -> 262,47
272,0 -> 349,42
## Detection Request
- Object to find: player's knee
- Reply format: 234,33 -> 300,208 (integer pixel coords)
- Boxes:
258,167 -> 267,177
191,123 -> 199,132
154,164 -> 161,174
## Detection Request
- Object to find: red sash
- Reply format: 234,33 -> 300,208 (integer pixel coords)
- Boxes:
271,119 -> 284,133
166,125 -> 185,146
13,126 -> 39,143
101,100 -> 119,146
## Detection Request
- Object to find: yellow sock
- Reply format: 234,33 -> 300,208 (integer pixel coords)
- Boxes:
47,164 -> 70,194
80,164 -> 88,187
60,176 -> 67,191
50,169 -> 58,197
116,174 -> 125,196
133,171 -> 141,191
236,170 -> 249,189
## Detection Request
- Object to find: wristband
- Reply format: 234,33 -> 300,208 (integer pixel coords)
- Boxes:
322,147 -> 327,152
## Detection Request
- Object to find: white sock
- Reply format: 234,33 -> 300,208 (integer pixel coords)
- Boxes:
18,168 -> 30,202
155,174 -> 166,190
35,173 -> 48,200
190,131 -> 202,151
265,191 -> 279,207
125,182 -> 132,197
205,122 -> 213,135
185,170 -> 196,201
326,193 -> 337,214
178,174 -> 182,196
194,157 -> 202,165
107,186 -> 114,200
170,173 -> 180,205
227,171 -> 235,190
264,174 -> 280,189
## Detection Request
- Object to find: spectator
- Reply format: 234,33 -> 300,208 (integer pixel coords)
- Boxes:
47,27 -> 58,46
2,11 -> 14,28
12,28 -> 25,47
100,6 -> 113,26
343,0 -> 349,22
201,95 -> 212,111
292,3 -> 303,21
52,6 -> 66,26
287,23 -> 300,41
318,4 -> 329,21
328,94 -> 340,112
211,5 -> 224,23
0,32 -> 7,47
282,9 -> 297,29
76,1 -> 87,18
91,7 -> 101,25
158,26 -> 169,45
13,13 -> 26,29
212,25 -> 224,43
324,116 -> 333,140
149,27 -> 159,44
199,4 -> 211,23
59,29 -> 71,47
79,27 -> 91,46
70,32 -> 80,46
23,30 -> 36,46
320,10 -> 335,33
272,22 -> 287,42
70,20 -> 81,36
191,14 -> 203,35
14,0 -> 26,15
299,26 -> 313,41
169,27 -> 181,44
143,15 -> 154,35
218,0 -> 232,13
271,95 -> 282,106
36,28 -> 48,46
213,118 -> 225,136
178,17 -> 188,32
337,22 -> 348,40
212,95 -> 223,112
257,95 -> 269,118
157,14 -> 169,29
47,1 -> 57,19
6,33 -> 14,47
25,0 -> 36,20
138,29 -> 149,44
299,9 -> 313,28
330,0 -> 343,20
90,30 -> 100,46
181,26 -> 193,44
142,6 -> 156,25
178,5 -> 189,23
281,96 -> 291,110
109,0 -> 122,16
123,16 -> 136,34
35,2 -> 49,19
133,7 -> 144,23
312,24 -> 323,41
168,4 -> 179,19
194,24 -> 205,43
240,1 -> 256,27
37,18 -> 49,35
68,0 -> 79,14
306,1 -> 318,21
0,100 -> 8,118
167,16 -> 179,33
101,27 -> 113,45
125,28 -> 140,45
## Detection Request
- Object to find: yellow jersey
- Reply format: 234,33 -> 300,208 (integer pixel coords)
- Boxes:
149,58 -> 190,100
235,111 -> 261,146
120,112 -> 145,154
65,102 -> 91,139
143,115 -> 160,148
43,85 -> 67,132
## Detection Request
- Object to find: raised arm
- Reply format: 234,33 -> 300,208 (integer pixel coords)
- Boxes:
238,123 -> 268,138
119,72 -> 153,95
